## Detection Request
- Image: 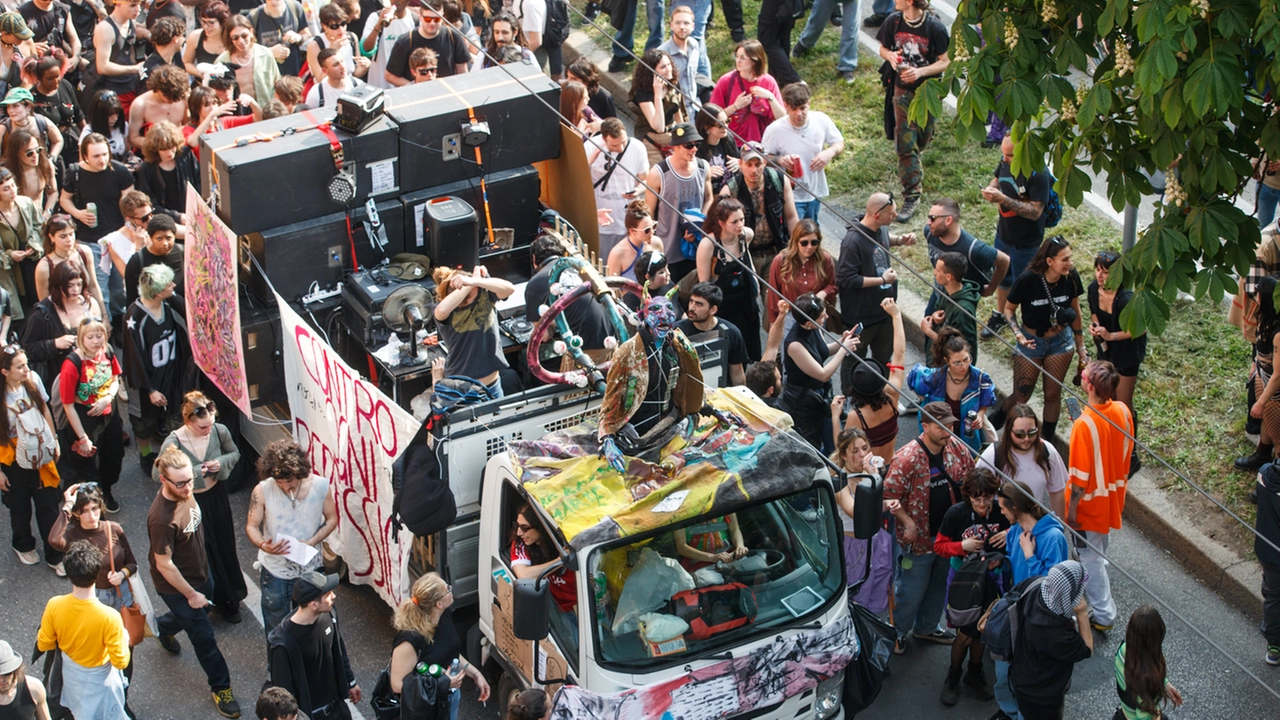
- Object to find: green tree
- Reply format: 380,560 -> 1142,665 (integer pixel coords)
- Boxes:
912,0 -> 1271,335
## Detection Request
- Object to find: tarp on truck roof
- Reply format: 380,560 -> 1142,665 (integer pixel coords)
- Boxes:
509,387 -> 826,550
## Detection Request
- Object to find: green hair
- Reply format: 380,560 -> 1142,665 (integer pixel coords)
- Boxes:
139,263 -> 175,301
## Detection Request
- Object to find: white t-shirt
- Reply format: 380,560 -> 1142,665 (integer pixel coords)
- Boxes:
99,230 -> 140,274
584,134 -> 649,236
305,76 -> 361,109
978,441 -> 1069,507
360,9 -> 417,89
516,0 -> 546,38
759,110 -> 842,202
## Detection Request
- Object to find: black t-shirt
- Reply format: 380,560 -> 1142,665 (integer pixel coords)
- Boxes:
62,161 -> 134,244
937,501 -> 1010,552
837,221 -> 895,326
67,0 -> 97,57
386,27 -> 471,80
145,0 -> 187,30
922,441 -> 959,538
698,139 -> 740,192
781,321 -> 829,392
876,12 -> 950,92
393,607 -> 461,670
675,317 -> 748,367
125,246 -> 185,307
994,161 -> 1051,249
250,2 -> 307,78
228,0 -> 264,16
280,615 -> 340,709
524,258 -> 613,350
19,1 -> 70,47
1007,268 -> 1084,334
926,227 -> 999,288
588,86 -> 617,120
31,78 -> 82,135
142,49 -> 185,78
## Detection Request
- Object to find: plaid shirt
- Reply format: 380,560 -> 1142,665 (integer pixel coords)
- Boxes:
1246,233 -> 1280,297
884,437 -> 976,555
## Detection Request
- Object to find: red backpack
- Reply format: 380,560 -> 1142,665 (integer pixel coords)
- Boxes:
667,582 -> 758,641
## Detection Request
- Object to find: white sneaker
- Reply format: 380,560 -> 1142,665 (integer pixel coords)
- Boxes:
50,561 -> 65,577
13,547 -> 38,565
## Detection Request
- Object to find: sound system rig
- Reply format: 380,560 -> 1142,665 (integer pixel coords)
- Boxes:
201,62 -> 562,407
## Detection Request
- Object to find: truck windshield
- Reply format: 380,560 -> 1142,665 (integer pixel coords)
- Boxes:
586,485 -> 843,669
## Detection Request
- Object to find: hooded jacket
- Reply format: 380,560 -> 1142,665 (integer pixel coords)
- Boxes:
1005,513 -> 1070,584
1008,582 -> 1092,704
924,278 -> 983,363
1257,462 -> 1280,568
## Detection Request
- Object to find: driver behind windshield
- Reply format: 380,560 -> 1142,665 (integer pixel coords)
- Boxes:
674,514 -> 748,571
510,503 -> 578,642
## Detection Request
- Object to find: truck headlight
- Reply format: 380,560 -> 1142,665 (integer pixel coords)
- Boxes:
814,671 -> 843,719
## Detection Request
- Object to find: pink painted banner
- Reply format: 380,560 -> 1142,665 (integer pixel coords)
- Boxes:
183,185 -> 252,416
275,293 -> 416,608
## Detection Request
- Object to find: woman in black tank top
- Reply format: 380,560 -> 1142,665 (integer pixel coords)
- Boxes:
183,2 -> 230,80
0,653 -> 50,720
781,293 -> 856,452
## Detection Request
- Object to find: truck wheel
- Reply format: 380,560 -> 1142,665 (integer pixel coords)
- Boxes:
496,673 -> 521,716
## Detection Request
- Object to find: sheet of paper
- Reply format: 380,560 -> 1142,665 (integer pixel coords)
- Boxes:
414,203 -> 425,247
369,159 -> 397,195
652,490 -> 690,513
278,533 -> 318,567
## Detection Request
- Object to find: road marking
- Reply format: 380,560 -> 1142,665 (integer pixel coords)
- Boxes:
243,571 -> 264,628
347,700 -> 365,719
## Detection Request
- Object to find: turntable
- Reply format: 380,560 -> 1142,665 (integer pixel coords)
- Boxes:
500,317 -> 534,344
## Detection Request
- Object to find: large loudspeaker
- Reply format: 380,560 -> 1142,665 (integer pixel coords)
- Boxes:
241,299 -> 285,407
385,63 -> 560,194
241,199 -> 405,303
200,108 -> 400,235
402,164 -> 541,277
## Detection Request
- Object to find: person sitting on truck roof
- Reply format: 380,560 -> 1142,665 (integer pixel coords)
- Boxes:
510,503 -> 578,643
389,572 -> 491,719
431,264 -> 515,402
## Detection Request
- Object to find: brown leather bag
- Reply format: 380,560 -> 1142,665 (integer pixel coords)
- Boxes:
107,525 -> 145,647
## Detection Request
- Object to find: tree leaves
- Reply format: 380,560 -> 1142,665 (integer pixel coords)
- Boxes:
1183,47 -> 1244,119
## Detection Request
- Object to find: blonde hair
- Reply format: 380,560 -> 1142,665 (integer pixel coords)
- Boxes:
154,444 -> 192,479
393,572 -> 450,641
75,318 -> 108,356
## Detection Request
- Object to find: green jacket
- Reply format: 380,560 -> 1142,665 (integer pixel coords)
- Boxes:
216,44 -> 281,110
925,278 -> 982,363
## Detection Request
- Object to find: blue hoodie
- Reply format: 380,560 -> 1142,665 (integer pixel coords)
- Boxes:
1006,513 -> 1070,583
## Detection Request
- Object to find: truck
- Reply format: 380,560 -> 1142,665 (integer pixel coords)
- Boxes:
410,345 -> 868,720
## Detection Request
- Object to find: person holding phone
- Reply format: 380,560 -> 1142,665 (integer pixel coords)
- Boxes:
781,292 -> 857,451
152,390 -> 246,625
587,118 -> 649,259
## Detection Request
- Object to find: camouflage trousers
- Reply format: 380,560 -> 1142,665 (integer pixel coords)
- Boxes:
894,87 -> 936,200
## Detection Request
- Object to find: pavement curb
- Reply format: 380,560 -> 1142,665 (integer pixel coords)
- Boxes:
561,23 -> 1265,619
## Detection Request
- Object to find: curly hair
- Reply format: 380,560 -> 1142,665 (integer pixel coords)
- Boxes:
629,48 -> 679,105
142,120 -> 184,164
257,439 -> 312,481
147,64 -> 190,103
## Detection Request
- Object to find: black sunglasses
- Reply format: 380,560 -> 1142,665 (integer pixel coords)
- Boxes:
77,481 -> 100,494
798,239 -> 820,247
875,192 -> 895,215
191,402 -> 217,418
927,213 -> 951,222
413,66 -> 438,75
325,22 -> 344,29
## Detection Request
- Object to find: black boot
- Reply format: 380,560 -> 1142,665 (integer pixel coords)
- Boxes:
1042,420 -> 1058,442
940,666 -> 961,706
988,407 -> 1007,431
1235,444 -> 1274,471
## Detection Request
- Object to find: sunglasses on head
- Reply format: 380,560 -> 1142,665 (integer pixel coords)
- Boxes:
647,250 -> 666,274
875,192 -> 895,215
2,344 -> 19,356
1012,428 -> 1039,439
77,481 -> 100,494
191,402 -> 216,418
79,316 -> 103,327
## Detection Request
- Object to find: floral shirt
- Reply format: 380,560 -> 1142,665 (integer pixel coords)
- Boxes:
884,437 -> 975,555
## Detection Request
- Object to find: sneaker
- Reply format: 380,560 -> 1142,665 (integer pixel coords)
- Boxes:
607,56 -> 631,74
140,453 -> 155,476
893,637 -> 906,655
1267,646 -> 1280,665
895,196 -> 920,223
980,311 -> 1007,339
158,633 -> 181,655
212,688 -> 241,719
13,547 -> 38,565
49,561 -> 65,576
940,666 -> 961,705
830,5 -> 843,26
1089,616 -> 1114,632
912,628 -> 956,645
964,663 -> 995,700
103,489 -> 120,514
840,70 -> 856,84
864,12 -> 889,26
791,43 -> 812,60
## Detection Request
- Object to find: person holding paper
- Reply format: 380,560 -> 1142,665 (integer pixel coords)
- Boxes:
152,390 -> 247,624
246,439 -> 339,637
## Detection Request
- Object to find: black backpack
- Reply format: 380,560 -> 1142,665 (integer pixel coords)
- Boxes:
981,575 -> 1044,661
944,551 -> 1004,628
525,0 -> 569,46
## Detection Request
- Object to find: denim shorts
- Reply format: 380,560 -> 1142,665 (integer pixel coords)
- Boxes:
1015,326 -> 1075,360
994,237 -> 1041,290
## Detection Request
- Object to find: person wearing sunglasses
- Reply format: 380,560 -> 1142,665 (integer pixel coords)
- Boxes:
384,3 -> 470,86
0,165 -> 43,322
361,0 -> 416,88
305,2 -> 370,85
766,219 -> 832,333
508,502 -> 578,645
147,444 -> 242,719
216,16 -> 282,108
98,189 -> 152,280
643,121 -> 713,282
837,191 -> 913,389
0,87 -> 63,165
152,390 -> 247,626
605,200 -> 662,282
979,403 -> 1067,520
406,46 -> 438,84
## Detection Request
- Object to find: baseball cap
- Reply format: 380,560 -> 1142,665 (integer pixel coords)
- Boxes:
921,401 -> 959,428
0,13 -> 32,41
740,142 -> 767,163
669,122 -> 703,145
292,571 -> 340,605
0,640 -> 21,675
0,87 -> 33,106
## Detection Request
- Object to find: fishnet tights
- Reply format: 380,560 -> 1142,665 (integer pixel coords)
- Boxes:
1254,374 -> 1280,446
1010,351 -> 1075,424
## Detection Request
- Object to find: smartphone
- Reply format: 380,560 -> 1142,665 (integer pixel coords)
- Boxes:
852,322 -> 864,335
1064,395 -> 1083,422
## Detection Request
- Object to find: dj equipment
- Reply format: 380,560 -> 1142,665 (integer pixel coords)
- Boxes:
499,317 -> 534,345
241,300 -> 286,407
385,63 -> 561,194
402,164 -> 542,256
342,268 -> 436,347
200,106 -> 400,235
241,199 -> 405,303
422,196 -> 479,271
335,85 -> 386,133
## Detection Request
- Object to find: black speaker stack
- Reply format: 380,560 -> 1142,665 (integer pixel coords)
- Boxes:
207,62 -> 562,406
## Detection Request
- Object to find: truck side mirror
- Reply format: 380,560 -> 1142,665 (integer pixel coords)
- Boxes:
852,473 -> 883,540
512,578 -> 550,641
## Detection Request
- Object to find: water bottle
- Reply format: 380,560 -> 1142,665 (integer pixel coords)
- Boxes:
964,410 -> 978,440
448,659 -> 460,677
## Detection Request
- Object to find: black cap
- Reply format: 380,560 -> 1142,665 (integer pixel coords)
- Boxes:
292,571 -> 340,605
669,122 -> 703,145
